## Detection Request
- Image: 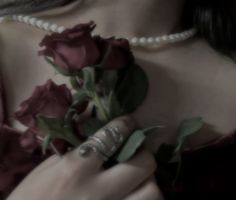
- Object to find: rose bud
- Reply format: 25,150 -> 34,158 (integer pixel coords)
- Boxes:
39,21 -> 100,74
95,36 -> 135,70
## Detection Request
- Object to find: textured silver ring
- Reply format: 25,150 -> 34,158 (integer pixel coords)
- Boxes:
101,127 -> 124,149
78,126 -> 123,161
109,127 -> 124,143
89,136 -> 112,157
78,140 -> 109,161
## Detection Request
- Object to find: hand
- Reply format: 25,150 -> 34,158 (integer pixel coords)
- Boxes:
7,116 -> 164,200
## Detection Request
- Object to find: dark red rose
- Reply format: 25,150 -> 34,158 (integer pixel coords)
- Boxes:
39,21 -> 135,74
14,79 -> 73,127
95,36 -> 134,70
39,21 -> 100,74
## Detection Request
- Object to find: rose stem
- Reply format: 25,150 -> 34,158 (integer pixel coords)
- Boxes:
93,92 -> 110,122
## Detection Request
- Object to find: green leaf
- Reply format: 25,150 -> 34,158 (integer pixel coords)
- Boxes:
81,118 -> 106,137
70,77 -> 81,90
100,70 -> 118,95
175,117 -> 204,152
42,135 -> 52,154
72,90 -> 89,108
44,57 -> 72,76
64,108 -> 78,125
82,67 -> 96,91
117,129 -> 146,162
115,64 -> 148,113
37,116 -> 80,147
64,90 -> 89,124
107,91 -> 123,119
142,126 -> 164,136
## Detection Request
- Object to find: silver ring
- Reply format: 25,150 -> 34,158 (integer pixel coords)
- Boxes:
78,140 -> 109,161
102,126 -> 124,145
110,126 -> 124,143
89,136 -> 112,157
78,126 -> 123,161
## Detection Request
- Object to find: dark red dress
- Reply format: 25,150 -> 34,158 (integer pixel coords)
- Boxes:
157,133 -> 236,198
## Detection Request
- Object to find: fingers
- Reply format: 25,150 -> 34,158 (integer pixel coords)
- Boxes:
97,149 -> 157,199
123,177 -> 164,200
37,155 -> 60,171
24,155 -> 60,178
64,115 -> 136,173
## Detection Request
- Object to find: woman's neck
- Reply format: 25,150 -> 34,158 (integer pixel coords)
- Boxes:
37,0 -> 185,38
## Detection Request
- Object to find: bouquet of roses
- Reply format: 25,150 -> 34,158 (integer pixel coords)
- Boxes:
14,21 -> 161,162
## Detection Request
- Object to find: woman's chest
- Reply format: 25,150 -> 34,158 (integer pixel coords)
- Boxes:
1,30 -> 236,149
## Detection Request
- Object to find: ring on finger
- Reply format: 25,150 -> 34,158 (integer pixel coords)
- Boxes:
78,126 -> 124,161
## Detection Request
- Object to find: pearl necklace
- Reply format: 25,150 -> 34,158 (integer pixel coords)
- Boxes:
1,14 -> 197,50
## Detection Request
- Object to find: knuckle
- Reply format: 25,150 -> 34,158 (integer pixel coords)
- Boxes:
58,156 -> 78,178
114,115 -> 136,132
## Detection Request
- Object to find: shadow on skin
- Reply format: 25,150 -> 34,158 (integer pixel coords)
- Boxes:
131,58 -> 223,152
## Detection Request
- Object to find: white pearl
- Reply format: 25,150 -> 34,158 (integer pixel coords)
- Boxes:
186,31 -> 193,37
155,37 -> 161,43
147,37 -> 154,44
139,37 -> 147,45
130,37 -> 138,45
182,32 -> 188,38
9,14 -> 197,50
57,26 -> 65,33
36,20 -> 43,27
17,15 -> 23,22
161,35 -> 168,41
168,35 -> 176,42
29,17 -> 36,25
50,24 -> 58,32
43,22 -> 50,30
179,33 -> 187,40
172,34 -> 180,40
23,16 -> 30,23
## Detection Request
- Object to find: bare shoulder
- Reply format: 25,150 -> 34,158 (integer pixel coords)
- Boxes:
135,38 -> 236,148
184,38 -> 236,70
159,37 -> 236,86
177,38 -> 236,141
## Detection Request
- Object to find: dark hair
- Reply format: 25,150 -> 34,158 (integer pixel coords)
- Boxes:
0,0 -> 76,16
182,0 -> 236,55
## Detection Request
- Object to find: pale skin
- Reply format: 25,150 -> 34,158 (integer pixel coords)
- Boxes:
1,0 -> 236,198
